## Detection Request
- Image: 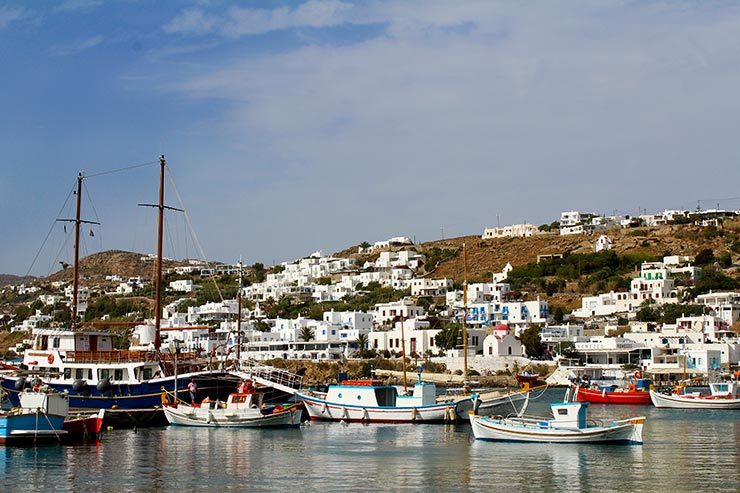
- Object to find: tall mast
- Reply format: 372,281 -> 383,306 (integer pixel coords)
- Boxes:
154,156 -> 166,351
138,155 -> 182,352
236,257 -> 243,363
462,242 -> 469,392
71,173 -> 83,327
400,313 -> 408,392
57,172 -> 98,328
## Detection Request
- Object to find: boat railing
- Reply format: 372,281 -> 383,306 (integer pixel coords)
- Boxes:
242,360 -> 303,390
65,350 -> 159,363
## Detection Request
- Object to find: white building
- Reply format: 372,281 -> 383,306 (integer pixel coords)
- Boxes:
695,292 -> 740,325
629,262 -> 678,306
373,299 -> 426,325
594,235 -> 613,252
482,223 -> 540,239
482,325 -> 525,357
410,278 -> 452,297
169,279 -> 196,293
368,319 -> 441,356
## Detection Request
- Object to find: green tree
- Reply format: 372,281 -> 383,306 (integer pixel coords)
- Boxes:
520,325 -> 544,359
434,323 -> 461,350
694,249 -> 715,266
552,306 -> 565,323
299,326 -> 314,342
356,333 -> 369,357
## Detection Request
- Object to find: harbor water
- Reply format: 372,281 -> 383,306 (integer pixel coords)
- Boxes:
1,389 -> 738,492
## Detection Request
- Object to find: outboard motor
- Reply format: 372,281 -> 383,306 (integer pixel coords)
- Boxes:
72,379 -> 88,392
14,377 -> 27,391
96,378 -> 111,393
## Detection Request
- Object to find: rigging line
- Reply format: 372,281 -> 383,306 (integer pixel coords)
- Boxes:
165,167 -> 224,302
48,226 -> 74,278
85,160 -> 159,179
83,184 -> 103,254
25,180 -> 77,278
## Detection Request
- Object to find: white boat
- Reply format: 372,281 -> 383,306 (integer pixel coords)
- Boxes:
163,380 -> 302,428
297,379 -> 459,423
1,390 -> 69,444
470,401 -> 644,444
649,381 -> 740,409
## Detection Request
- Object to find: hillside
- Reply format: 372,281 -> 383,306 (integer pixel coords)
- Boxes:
45,250 -> 189,284
0,274 -> 36,288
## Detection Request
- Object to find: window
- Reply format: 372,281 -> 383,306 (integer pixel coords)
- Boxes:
99,369 -> 110,380
557,408 -> 568,415
75,368 -> 85,380
142,368 -> 153,380
52,337 -> 60,349
114,369 -> 124,381
64,368 -> 72,379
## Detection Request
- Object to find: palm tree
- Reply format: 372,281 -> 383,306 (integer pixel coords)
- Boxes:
356,333 -> 369,357
299,326 -> 314,342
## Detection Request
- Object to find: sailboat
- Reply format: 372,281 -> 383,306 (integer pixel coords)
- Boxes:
0,157 -> 236,411
451,243 -> 529,420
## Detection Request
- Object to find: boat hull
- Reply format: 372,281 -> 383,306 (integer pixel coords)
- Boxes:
1,372 -> 237,410
0,413 -> 67,445
649,390 -> 740,409
164,404 -> 302,428
299,393 -> 457,423
575,386 -> 652,405
470,415 -> 643,444
473,392 -> 529,417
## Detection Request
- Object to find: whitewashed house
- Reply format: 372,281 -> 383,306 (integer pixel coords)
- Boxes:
482,223 -> 540,239
373,299 -> 426,325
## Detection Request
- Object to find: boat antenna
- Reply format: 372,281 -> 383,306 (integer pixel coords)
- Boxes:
56,172 -> 99,328
462,242 -> 469,393
138,156 -> 183,351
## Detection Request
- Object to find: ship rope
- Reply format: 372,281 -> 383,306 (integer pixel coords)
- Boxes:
165,167 -> 224,302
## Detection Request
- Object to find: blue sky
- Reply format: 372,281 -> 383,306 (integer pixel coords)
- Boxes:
2,0 -> 740,276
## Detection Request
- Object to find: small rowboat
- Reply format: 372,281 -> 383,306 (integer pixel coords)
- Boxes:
649,381 -> 740,410
470,401 -> 644,444
164,380 -> 302,428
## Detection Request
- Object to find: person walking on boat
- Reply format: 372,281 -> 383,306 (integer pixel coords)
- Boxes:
188,379 -> 198,403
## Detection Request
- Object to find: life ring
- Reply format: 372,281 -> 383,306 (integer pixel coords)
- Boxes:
634,371 -> 642,379
47,353 -> 54,364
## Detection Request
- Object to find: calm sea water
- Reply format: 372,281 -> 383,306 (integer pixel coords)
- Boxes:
1,389 -> 738,492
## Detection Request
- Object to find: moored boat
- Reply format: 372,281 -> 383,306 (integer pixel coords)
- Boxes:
470,400 -> 644,444
0,390 -> 69,445
649,381 -> 740,409
163,380 -> 302,428
573,376 -> 653,405
298,378 -> 459,424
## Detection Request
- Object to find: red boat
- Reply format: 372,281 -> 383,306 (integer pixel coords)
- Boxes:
515,372 -> 542,386
574,376 -> 652,405
62,409 -> 105,441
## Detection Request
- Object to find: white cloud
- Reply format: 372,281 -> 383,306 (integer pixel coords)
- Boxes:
49,35 -> 104,56
0,6 -> 29,29
153,1 -> 740,262
163,8 -> 220,35
53,0 -> 104,13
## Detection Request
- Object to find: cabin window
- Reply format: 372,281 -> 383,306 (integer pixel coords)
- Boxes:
52,337 -> 60,349
357,395 -> 362,400
142,368 -> 153,380
99,369 -> 110,380
374,387 -> 396,407
74,368 -> 85,380
557,408 -> 568,415
338,393 -> 343,399
114,369 -> 124,381
63,368 -> 72,379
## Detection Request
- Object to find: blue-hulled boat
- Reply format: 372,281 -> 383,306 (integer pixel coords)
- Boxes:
0,391 -> 68,445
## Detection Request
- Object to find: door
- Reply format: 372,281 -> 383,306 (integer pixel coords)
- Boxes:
89,335 -> 98,352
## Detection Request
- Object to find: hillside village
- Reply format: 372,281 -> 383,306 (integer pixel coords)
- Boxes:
2,207 -> 739,382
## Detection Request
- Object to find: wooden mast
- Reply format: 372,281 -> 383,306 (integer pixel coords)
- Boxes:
57,172 -> 98,328
71,173 -> 83,328
462,242 -> 469,391
139,155 -> 182,353
153,156 -> 165,351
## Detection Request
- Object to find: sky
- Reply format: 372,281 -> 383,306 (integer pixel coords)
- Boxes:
2,0 -> 740,276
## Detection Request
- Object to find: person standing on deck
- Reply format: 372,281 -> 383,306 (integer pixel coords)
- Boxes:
188,379 -> 198,403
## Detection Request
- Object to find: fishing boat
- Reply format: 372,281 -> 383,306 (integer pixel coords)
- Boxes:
649,381 -> 740,409
1,159 -> 237,411
515,372 -> 542,386
470,400 -> 645,444
163,380 -> 302,428
62,409 -> 105,440
298,376 -> 459,423
0,390 -> 69,445
573,374 -> 653,405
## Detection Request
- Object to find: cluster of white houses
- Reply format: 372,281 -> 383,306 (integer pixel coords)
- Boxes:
482,208 -> 739,238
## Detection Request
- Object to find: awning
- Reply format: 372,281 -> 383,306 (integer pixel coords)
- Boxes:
647,367 -> 706,375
